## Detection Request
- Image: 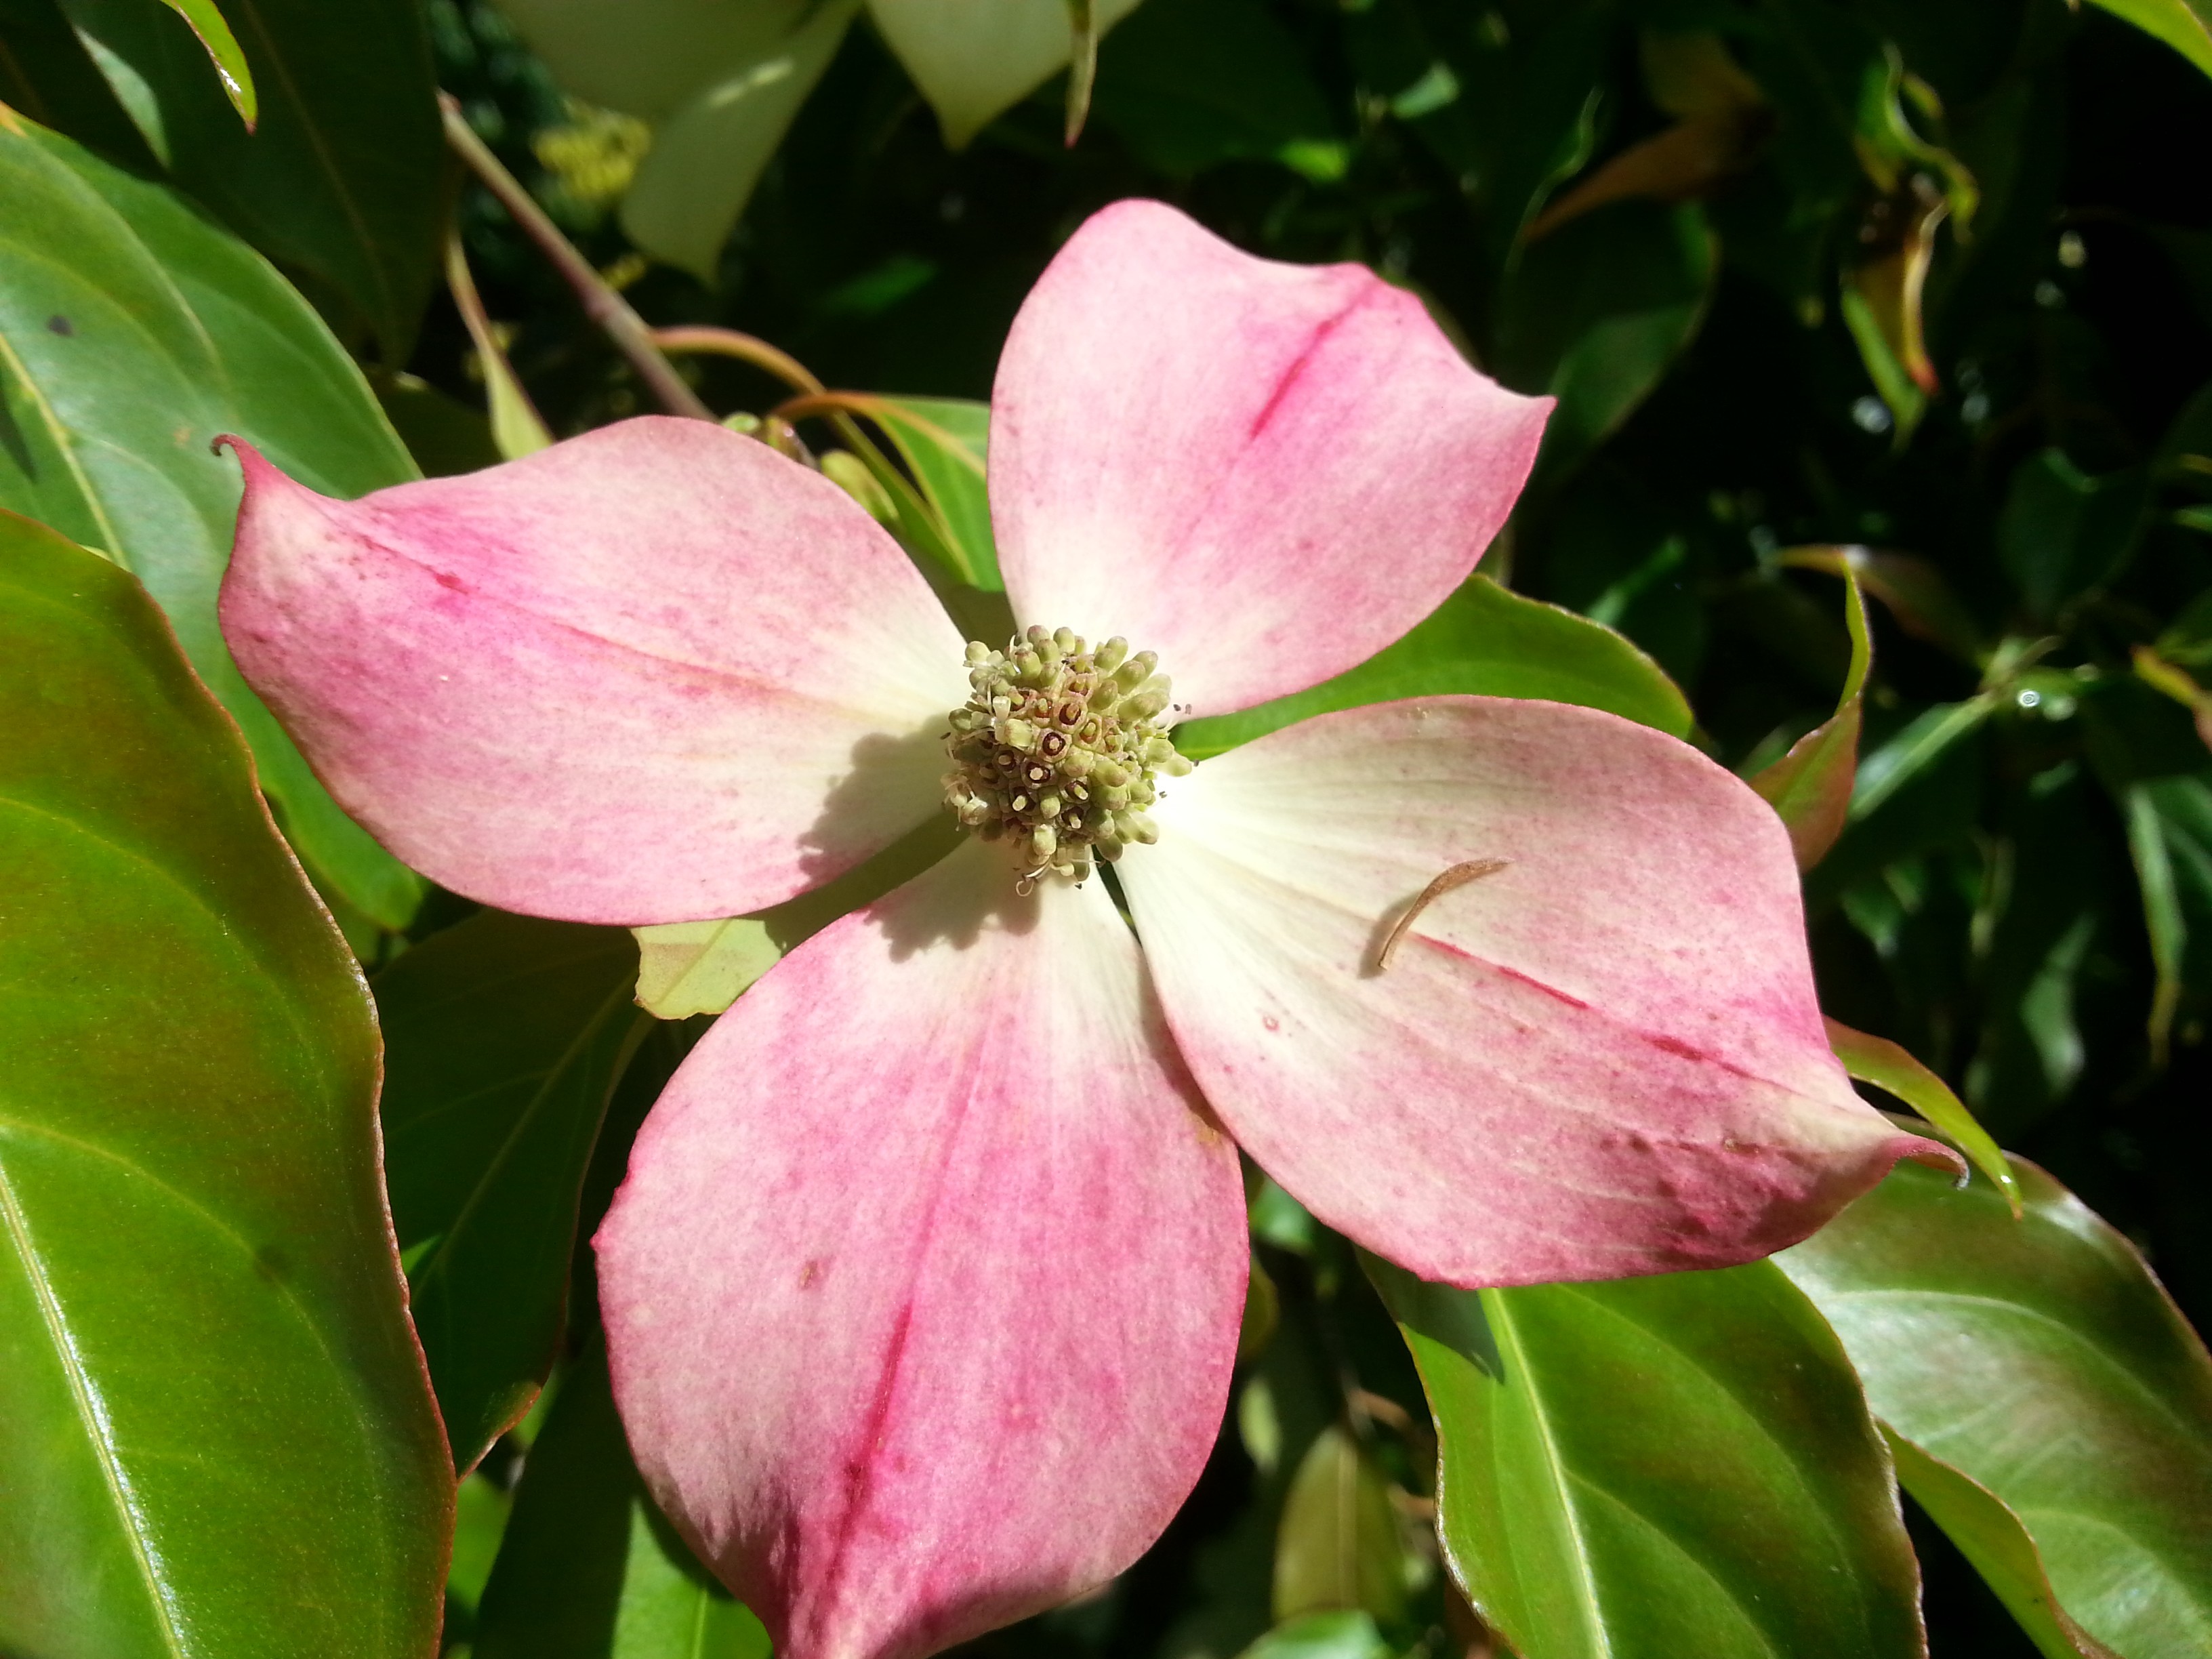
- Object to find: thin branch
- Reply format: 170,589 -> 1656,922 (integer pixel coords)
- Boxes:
438,92 -> 713,423
651,327 -> 825,397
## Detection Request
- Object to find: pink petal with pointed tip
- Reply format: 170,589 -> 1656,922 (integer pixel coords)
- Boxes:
1120,697 -> 1957,1287
596,837 -> 1248,1659
988,200 -> 1549,717
219,419 -> 968,924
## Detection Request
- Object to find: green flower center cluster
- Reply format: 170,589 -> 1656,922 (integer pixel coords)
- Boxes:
943,625 -> 1193,888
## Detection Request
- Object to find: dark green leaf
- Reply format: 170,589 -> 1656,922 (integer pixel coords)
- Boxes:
1495,201 -> 1717,482
377,910 -> 647,1472
1092,0 -> 1345,180
2121,773 -> 2212,1058
1780,1155 -> 2212,1659
51,0 -> 443,356
1998,450 -> 2151,619
475,1343 -> 769,1659
0,0 -> 160,166
1176,573 -> 1692,760
1370,1256 -> 1927,1659
0,112 -> 425,927
0,509 -> 448,1657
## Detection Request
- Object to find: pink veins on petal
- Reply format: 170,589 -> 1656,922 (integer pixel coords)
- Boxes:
216,197 -> 1960,1659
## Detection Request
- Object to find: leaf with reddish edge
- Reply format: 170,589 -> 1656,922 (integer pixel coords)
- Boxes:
1882,1434 -> 2120,1659
376,909 -> 649,1471
0,114 -> 426,928
1822,1017 -> 2018,1214
1753,558 -> 1870,868
155,0 -> 257,124
1369,1256 -> 1929,1659
0,508 -> 449,1657
1780,1154 -> 2212,1659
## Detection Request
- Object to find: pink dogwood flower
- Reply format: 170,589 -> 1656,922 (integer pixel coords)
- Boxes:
220,201 -> 1949,1659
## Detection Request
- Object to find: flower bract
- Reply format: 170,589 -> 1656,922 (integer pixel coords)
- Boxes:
218,199 -> 1954,1659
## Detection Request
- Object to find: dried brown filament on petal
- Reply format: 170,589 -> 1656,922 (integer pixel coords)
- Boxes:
1374,858 -> 1513,973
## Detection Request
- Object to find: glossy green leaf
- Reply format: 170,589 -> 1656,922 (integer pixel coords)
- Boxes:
1822,1016 -> 2018,1212
1176,574 -> 1692,760
1780,1155 -> 2212,1659
449,1469 -> 516,1629
1272,1425 -> 1410,1625
0,112 -> 426,927
0,510 -> 449,1658
475,1344 -> 770,1659
153,0 -> 255,124
377,910 -> 647,1472
52,0 -> 443,357
1494,200 -> 1717,482
1753,560 -> 1870,868
2087,0 -> 2212,81
1883,1435 -> 2120,1659
1370,1256 -> 1926,1659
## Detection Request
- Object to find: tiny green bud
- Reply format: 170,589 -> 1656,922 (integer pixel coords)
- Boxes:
1094,636 -> 1130,675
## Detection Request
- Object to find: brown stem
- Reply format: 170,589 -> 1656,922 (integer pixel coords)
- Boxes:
438,91 -> 713,422
651,326 -> 825,397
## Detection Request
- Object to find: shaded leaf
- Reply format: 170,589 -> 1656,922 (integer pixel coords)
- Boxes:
1999,449 -> 2151,620
2122,773 -> 2212,1059
618,0 -> 859,281
1781,1155 -> 2212,1659
0,112 -> 426,926
1851,697 -> 1996,821
377,910 -> 646,1471
1090,0 -> 1343,179
1272,1426 -> 1410,1626
444,231 -> 553,459
475,1343 -> 769,1659
54,0 -> 443,357
0,509 -> 449,1658
876,0 -> 1145,150
1235,1610 -> 1392,1659
869,394 -> 998,590
0,0 -> 160,167
1177,574 -> 1692,760
1370,1256 -> 1927,1659
1494,200 -> 1717,481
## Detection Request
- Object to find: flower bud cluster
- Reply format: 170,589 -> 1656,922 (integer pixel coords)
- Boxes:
943,625 -> 1193,886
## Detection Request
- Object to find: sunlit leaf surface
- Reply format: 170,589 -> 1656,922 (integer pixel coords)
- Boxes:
0,510 -> 449,1658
